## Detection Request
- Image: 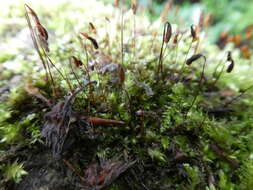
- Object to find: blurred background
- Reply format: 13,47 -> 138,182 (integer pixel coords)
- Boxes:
1,0 -> 253,69
1,0 -> 253,47
102,0 -> 253,58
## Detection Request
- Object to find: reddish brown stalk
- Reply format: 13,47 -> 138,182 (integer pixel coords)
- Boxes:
77,36 -> 93,114
185,54 -> 206,118
120,9 -> 124,65
212,64 -> 225,87
69,57 -> 83,89
157,22 -> 172,77
212,52 -> 227,86
45,53 -> 73,93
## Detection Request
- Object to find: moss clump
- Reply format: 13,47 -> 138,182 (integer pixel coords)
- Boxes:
0,0 -> 253,189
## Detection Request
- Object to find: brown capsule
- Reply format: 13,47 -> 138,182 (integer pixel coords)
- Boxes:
71,56 -> 83,67
186,54 -> 203,65
89,22 -> 97,34
190,25 -> 197,41
226,60 -> 234,73
163,22 -> 172,43
36,23 -> 48,41
80,32 -> 99,49
36,23 -> 49,52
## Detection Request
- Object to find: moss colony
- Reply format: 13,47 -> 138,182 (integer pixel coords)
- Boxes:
0,1 -> 253,189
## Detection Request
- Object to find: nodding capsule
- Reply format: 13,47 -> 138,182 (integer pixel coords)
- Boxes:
190,25 -> 197,40
186,54 -> 203,65
226,60 -> 234,73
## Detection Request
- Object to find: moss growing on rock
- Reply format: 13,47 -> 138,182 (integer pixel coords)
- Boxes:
0,0 -> 253,189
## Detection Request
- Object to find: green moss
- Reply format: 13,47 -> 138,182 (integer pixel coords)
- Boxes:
0,0 -> 253,189
1,161 -> 27,183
